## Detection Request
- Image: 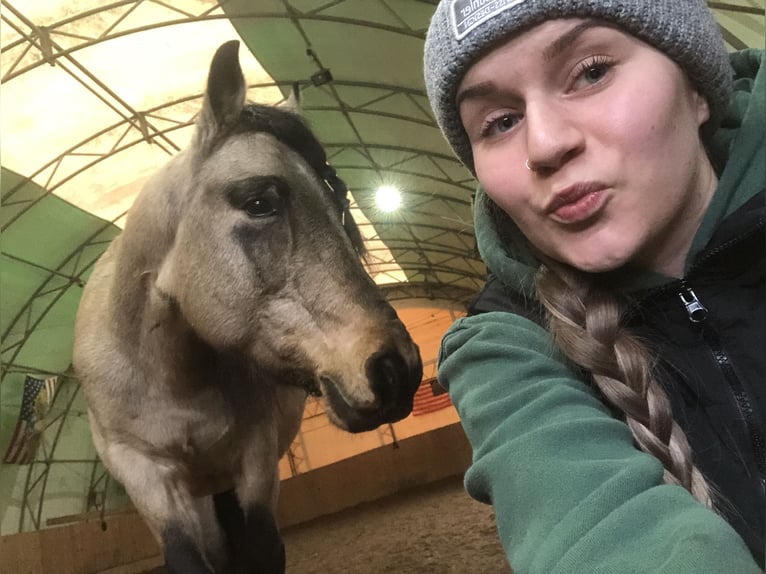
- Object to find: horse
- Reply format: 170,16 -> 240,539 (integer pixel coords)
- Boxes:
72,40 -> 423,574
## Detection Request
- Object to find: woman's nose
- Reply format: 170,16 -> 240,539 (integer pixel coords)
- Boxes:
524,101 -> 584,173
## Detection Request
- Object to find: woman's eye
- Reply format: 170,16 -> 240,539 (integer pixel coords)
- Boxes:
243,198 -> 277,218
481,113 -> 520,138
582,64 -> 607,83
573,57 -> 613,89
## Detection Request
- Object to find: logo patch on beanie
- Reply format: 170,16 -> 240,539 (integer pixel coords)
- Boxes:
451,0 -> 527,40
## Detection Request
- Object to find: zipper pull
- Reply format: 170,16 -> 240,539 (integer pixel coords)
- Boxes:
679,284 -> 708,323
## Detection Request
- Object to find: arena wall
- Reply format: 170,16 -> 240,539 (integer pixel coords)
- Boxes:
1,422 -> 472,573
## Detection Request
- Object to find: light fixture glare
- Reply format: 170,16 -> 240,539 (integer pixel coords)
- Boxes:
376,185 -> 401,212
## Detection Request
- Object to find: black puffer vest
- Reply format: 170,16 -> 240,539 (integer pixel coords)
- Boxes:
627,190 -> 765,567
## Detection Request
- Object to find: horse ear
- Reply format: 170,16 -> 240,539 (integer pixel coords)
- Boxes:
279,83 -> 302,115
197,40 -> 246,144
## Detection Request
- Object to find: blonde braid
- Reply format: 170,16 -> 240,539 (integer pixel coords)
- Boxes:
535,262 -> 714,508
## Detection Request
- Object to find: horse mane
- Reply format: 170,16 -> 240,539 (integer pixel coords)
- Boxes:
227,103 -> 367,259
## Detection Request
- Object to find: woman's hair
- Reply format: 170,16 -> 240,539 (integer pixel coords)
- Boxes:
534,259 -> 715,508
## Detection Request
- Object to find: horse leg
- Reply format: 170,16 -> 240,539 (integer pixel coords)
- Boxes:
124,460 -> 225,573
92,429 -> 225,573
212,487 -> 283,574
226,430 -> 285,574
235,469 -> 284,574
162,524 -> 214,574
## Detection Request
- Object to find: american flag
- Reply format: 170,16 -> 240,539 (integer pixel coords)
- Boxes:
3,375 -> 58,464
412,377 -> 452,416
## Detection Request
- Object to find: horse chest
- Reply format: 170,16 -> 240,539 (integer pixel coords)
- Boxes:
124,390 -> 236,455
176,426 -> 242,497
130,387 -> 292,494
135,402 -> 243,496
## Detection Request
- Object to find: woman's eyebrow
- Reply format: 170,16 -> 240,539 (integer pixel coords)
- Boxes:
456,81 -> 495,109
543,20 -> 607,62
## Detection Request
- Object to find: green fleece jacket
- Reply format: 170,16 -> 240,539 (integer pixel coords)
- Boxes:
438,50 -> 764,574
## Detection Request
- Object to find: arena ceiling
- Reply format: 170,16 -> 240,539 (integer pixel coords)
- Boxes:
1,0 -> 764,533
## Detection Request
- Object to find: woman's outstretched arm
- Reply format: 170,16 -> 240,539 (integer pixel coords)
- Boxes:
438,312 -> 761,574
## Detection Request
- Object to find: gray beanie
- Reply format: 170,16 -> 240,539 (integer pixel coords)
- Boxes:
424,0 -> 733,172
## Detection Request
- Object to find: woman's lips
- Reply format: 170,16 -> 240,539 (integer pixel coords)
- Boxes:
546,183 -> 608,224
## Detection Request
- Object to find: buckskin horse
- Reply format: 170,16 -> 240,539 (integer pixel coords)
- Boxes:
73,40 -> 422,573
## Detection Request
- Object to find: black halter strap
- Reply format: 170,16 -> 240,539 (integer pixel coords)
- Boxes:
318,164 -> 351,224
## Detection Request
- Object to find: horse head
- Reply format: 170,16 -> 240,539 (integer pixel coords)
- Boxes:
151,41 -> 422,432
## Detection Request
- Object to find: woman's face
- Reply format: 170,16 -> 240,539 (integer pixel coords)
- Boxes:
458,19 -> 717,277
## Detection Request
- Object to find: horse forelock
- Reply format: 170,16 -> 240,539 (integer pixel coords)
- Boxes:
201,103 -> 366,258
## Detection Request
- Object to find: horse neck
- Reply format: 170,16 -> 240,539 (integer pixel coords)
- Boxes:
140,290 -> 219,387
109,152 -> 212,381
120,153 -> 190,266
136,298 -> 270,409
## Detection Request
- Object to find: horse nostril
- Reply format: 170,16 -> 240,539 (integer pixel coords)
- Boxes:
366,351 -> 410,404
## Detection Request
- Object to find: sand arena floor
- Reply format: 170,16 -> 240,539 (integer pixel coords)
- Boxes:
282,476 -> 513,574
144,476 -> 512,573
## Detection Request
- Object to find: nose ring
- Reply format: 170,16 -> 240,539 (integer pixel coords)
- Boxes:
525,159 -> 533,171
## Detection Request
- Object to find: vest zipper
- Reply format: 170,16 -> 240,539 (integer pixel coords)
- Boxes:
679,283 -> 766,488
678,284 -> 708,323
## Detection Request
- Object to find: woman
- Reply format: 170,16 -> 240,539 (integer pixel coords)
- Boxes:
424,1 -> 764,572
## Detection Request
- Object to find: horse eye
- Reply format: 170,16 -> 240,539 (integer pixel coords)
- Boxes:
243,198 -> 277,218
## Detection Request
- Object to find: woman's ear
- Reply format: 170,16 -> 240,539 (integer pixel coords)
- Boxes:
694,91 -> 711,128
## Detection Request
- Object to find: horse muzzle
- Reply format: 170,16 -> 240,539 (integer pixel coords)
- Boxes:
321,347 -> 422,433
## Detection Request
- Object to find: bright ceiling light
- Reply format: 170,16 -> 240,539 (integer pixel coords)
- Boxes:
376,185 -> 401,212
